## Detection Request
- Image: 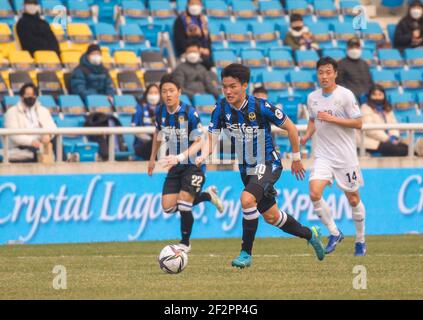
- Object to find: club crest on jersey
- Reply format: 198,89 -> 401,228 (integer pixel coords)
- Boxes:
275,109 -> 284,120
178,115 -> 185,123
248,112 -> 256,121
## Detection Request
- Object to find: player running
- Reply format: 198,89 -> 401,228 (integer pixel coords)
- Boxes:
148,74 -> 224,253
301,57 -> 367,256
196,63 -> 325,268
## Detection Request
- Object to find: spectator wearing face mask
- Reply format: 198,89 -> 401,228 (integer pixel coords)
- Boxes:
131,84 -> 161,160
16,0 -> 60,56
70,44 -> 115,103
173,0 -> 214,70
285,14 -> 318,51
337,37 -> 373,101
172,39 -> 220,100
358,85 -> 410,157
394,0 -> 423,51
4,83 -> 57,162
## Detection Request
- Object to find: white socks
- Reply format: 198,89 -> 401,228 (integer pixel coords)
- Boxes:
352,201 -> 366,243
313,199 -> 339,236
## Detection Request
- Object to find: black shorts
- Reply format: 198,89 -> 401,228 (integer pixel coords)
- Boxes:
241,161 -> 282,213
162,165 -> 206,196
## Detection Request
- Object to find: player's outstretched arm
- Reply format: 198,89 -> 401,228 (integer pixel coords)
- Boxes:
196,132 -> 219,166
280,118 -> 306,180
300,118 -> 316,145
317,112 -> 363,129
148,129 -> 161,176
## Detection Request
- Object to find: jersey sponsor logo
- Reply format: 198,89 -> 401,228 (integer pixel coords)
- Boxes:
248,112 -> 256,121
226,114 -> 231,121
162,126 -> 188,136
275,109 -> 284,120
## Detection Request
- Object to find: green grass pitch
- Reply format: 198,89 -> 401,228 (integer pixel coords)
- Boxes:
1,235 -> 422,299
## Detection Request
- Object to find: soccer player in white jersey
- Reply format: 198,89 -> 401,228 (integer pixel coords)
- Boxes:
301,57 -> 367,256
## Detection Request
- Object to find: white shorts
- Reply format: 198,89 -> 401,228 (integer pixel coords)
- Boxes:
309,158 -> 364,192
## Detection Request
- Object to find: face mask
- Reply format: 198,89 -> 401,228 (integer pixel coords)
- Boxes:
23,97 -> 36,107
89,54 -> 102,65
147,94 -> 160,105
347,48 -> 362,60
188,4 -> 203,16
25,4 -> 41,15
186,52 -> 200,64
371,98 -> 385,105
292,26 -> 303,32
410,8 -> 423,19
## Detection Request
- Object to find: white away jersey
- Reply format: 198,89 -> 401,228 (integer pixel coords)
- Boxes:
307,85 -> 361,168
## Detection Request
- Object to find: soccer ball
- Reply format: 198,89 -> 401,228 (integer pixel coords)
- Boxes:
158,245 -> 188,274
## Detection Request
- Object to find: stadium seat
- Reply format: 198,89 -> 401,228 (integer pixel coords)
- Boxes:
149,0 -> 175,31
258,0 -> 285,21
9,71 -> 33,93
261,70 -> 290,103
74,142 -> 100,162
381,0 -> 404,8
101,50 -> 115,70
250,22 -> 281,49
400,70 -> 423,92
305,22 -> 333,49
360,22 -> 385,44
50,23 -> 66,43
61,51 -> 83,69
387,23 -> 397,44
121,0 -> 149,25
0,53 -> 9,70
404,48 -> 423,69
407,114 -> 423,124
117,70 -> 144,96
285,0 -> 313,23
120,23 -> 148,53
68,0 -> 93,23
180,94 -> 192,106
192,94 -> 216,114
295,50 -> 319,69
232,0 -> 258,23
34,50 -> 62,71
144,69 -> 167,87
37,71 -> 64,97
9,51 -> 34,71
289,70 -> 316,100
277,93 -> 303,124
388,92 -> 418,123
86,95 -> 114,113
212,49 -> 238,69
418,92 -> 423,109
67,23 -> 94,48
141,50 -> 167,70
0,23 -> 14,51
268,47 -> 295,69
38,95 -> 60,114
58,94 -> 87,114
0,73 -> 8,96
114,94 -> 137,114
378,49 -> 404,70
314,0 -> 340,24
139,23 -> 162,47
322,48 -> 346,61
361,49 -> 377,68
332,21 -> 359,47
275,20 -> 289,41
339,0 -> 361,22
209,22 -> 225,49
241,49 -> 267,69
223,21 -> 252,53
3,95 -> 19,110
371,69 -> 400,94
93,23 -> 121,53
204,0 -> 231,24
114,50 -> 140,70
0,0 -> 16,26
41,0 -> 64,23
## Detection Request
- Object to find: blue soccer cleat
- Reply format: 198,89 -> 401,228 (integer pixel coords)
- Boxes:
308,226 -> 325,261
354,242 -> 366,256
325,231 -> 344,254
231,250 -> 252,269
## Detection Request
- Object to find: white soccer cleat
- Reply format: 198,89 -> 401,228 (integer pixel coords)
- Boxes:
205,185 -> 224,213
177,243 -> 192,253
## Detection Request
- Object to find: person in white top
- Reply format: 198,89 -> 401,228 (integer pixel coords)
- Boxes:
301,57 -> 367,256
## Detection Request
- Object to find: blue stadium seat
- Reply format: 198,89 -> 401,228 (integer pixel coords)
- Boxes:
223,21 -> 253,53
212,49 -> 238,69
93,23 -> 121,53
331,21 -> 359,47
12,0 -> 24,13
339,0 -> 360,23
388,92 -> 418,122
360,22 -> 385,44
204,0 -> 231,24
41,0 -> 65,23
176,0 -> 188,13
180,94 -> 192,106
295,50 -> 319,69
286,0 -> 313,23
378,48 -> 404,70
371,69 -> 400,94
314,0 -> 340,24
39,95 -> 60,114
361,49 -> 377,68
260,70 -> 290,103
114,94 -> 137,114
74,142 -> 100,162
404,48 -> 423,69
322,48 -> 346,61
209,22 -> 225,49
139,23 -> 162,47
268,47 -> 295,69
277,93 -> 303,124
250,21 -> 280,49
232,0 -> 258,23
0,0 -> 16,26
193,94 -> 216,114
121,1 -> 149,25
68,0 -> 94,24
58,95 -> 87,114
275,20 -> 289,40
381,0 -> 404,7
241,49 -> 267,68
96,0 -> 120,24
258,0 -> 285,21
3,96 -> 19,110
289,70 -> 316,101
120,24 -> 148,53
418,92 -> 423,109
400,70 -> 423,92
86,95 -> 114,113
306,21 -> 333,49
149,0 -> 175,31
387,23 -> 397,44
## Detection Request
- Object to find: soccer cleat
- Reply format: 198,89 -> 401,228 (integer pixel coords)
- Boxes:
325,230 -> 344,254
205,185 -> 224,213
231,250 -> 252,269
178,243 -> 191,253
354,242 -> 366,256
308,226 -> 325,261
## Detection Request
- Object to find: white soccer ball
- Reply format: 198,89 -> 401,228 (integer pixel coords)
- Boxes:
158,245 -> 188,274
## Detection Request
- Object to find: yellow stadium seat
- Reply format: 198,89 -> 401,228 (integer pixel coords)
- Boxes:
114,50 -> 140,70
101,51 -> 115,70
135,70 -> 145,88
34,50 -> 62,70
0,23 -> 16,57
67,23 -> 93,43
61,51 -> 83,69
0,53 -> 8,70
50,23 -> 66,43
9,51 -> 34,71
109,69 -> 118,88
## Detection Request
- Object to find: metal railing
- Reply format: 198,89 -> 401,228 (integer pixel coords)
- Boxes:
0,123 -> 422,163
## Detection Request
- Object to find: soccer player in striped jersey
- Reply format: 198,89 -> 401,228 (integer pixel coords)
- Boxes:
148,74 -> 224,253
196,64 -> 326,268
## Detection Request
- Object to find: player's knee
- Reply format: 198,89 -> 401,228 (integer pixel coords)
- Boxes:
347,194 -> 360,207
309,189 -> 322,202
241,192 -> 257,209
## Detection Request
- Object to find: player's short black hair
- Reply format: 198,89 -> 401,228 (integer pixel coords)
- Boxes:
160,73 -> 181,90
253,86 -> 268,95
221,63 -> 250,85
316,56 -> 338,72
19,83 -> 38,97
